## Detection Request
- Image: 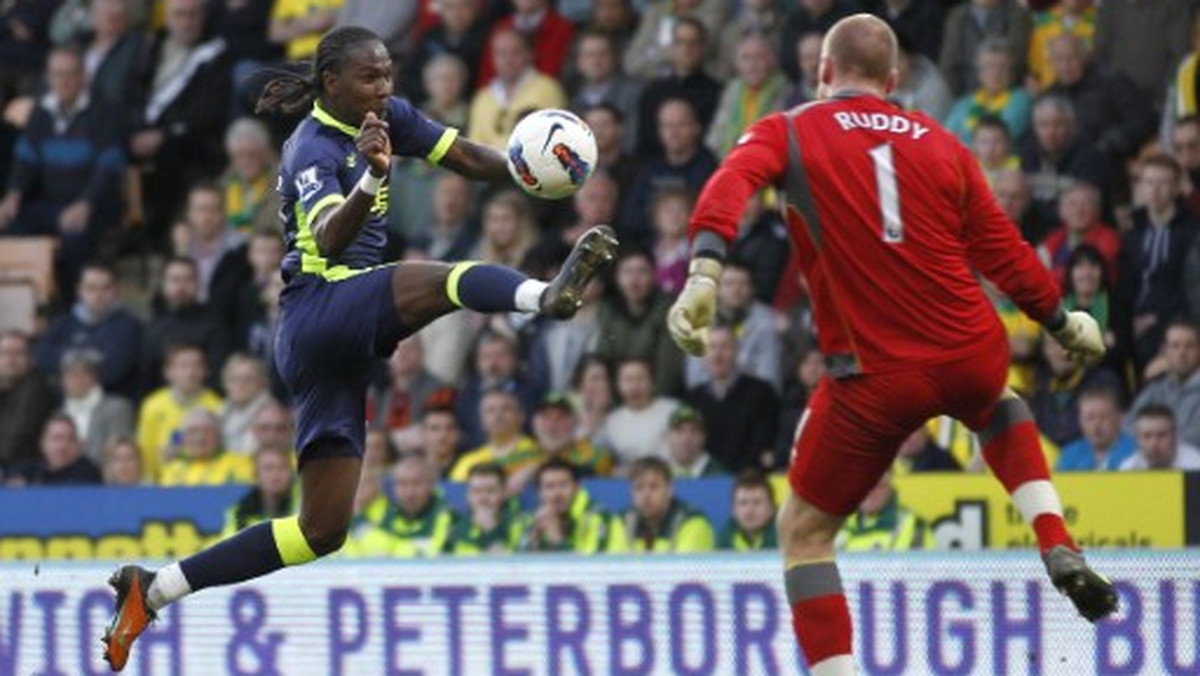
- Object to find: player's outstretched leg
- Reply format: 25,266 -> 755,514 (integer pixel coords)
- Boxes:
976,391 -> 1118,622
777,493 -> 857,676
103,454 -> 359,671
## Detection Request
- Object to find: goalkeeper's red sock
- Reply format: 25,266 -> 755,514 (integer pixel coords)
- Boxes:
980,398 -> 1078,554
786,561 -> 855,675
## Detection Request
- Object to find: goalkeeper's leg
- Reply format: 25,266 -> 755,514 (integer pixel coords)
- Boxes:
103,451 -> 359,671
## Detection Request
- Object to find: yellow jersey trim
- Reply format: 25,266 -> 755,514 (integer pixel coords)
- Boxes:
427,127 -> 459,165
311,100 -> 360,137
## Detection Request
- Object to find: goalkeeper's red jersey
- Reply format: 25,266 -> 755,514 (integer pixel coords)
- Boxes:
690,93 -> 1061,376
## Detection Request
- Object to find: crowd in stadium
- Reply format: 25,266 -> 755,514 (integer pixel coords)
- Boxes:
1,0 -> 1199,556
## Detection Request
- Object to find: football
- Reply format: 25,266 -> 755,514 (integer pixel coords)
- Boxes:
506,109 -> 597,200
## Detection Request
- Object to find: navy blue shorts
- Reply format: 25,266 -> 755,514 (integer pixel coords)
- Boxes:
275,266 -> 405,464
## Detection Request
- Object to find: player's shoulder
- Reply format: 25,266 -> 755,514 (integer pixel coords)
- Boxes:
383,95 -> 421,122
282,117 -> 348,170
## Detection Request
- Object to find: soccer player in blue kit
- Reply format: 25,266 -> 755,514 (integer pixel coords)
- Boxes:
101,26 -> 617,670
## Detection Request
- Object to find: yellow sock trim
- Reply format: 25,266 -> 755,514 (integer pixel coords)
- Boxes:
272,516 -> 317,566
445,261 -> 479,308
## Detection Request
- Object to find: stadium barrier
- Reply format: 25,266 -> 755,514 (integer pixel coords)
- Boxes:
0,551 -> 1197,675
0,473 -> 1196,560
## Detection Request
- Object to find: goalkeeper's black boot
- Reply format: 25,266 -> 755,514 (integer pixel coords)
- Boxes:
540,225 -> 619,319
1043,546 -> 1118,622
102,565 -> 157,672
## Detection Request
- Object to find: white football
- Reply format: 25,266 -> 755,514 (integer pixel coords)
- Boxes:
506,109 -> 597,200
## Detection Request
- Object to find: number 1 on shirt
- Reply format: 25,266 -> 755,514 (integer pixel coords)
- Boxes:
869,143 -> 903,243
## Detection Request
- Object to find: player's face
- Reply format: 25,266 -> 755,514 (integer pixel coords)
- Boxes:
1135,417 -> 1176,469
733,487 -> 774,533
182,415 -> 220,459
617,362 -> 653,408
393,460 -> 434,515
481,393 -> 523,440
166,350 -> 206,394
162,262 -> 199,307
468,474 -> 505,515
1164,326 -> 1200,378
1172,123 -> 1200,170
1079,397 -> 1120,448
667,422 -> 705,464
0,334 -> 31,383
78,269 -> 117,315
256,452 -> 293,497
616,254 -> 654,303
632,471 -> 672,521
41,420 -> 80,469
578,37 -> 615,82
330,42 -> 393,123
104,442 -> 142,486
1140,166 -> 1180,212
1069,257 -> 1103,297
538,469 -> 577,515
533,408 -> 575,453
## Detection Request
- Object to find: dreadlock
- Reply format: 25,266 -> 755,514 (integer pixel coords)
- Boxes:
255,25 -> 380,115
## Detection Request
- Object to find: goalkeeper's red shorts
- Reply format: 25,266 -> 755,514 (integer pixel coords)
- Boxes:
786,341 -> 1010,517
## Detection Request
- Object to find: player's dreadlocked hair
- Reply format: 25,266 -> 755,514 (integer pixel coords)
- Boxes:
255,26 -> 380,115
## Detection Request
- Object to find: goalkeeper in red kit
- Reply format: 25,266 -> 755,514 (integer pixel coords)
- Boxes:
668,14 -> 1117,676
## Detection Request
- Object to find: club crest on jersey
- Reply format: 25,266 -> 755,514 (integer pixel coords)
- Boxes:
508,144 -> 539,189
551,143 -> 590,185
295,167 -> 322,201
346,153 -> 357,168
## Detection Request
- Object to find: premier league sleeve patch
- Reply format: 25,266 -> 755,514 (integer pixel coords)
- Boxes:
295,167 -> 323,202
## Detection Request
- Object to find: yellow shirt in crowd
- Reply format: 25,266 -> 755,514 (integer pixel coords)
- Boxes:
136,388 -> 224,480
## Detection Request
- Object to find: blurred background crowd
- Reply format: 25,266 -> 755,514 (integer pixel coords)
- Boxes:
1,0 -> 1199,556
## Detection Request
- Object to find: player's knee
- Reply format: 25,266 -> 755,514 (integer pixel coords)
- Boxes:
302,523 -> 349,557
778,497 -> 840,558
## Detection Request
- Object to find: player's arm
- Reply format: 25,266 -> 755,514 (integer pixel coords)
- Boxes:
958,145 -> 1104,364
384,96 -> 509,182
669,115 -> 789,355
309,112 -> 390,258
438,136 -> 510,182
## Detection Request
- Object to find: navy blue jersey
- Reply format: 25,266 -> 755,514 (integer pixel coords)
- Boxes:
278,97 -> 457,280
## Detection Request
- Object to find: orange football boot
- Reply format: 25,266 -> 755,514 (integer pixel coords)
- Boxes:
101,566 -> 157,672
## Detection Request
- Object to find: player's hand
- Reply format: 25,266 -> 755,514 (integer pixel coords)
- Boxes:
668,258 -> 722,356
1049,311 -> 1106,367
356,111 -> 391,177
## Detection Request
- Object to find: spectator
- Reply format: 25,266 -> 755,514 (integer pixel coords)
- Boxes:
475,190 -> 536,268
685,325 -> 780,472
35,263 -> 143,398
410,172 -> 478,261
569,31 -> 641,153
685,261 -> 783,391
836,471 -> 931,550
944,38 -> 1031,144
939,0 -> 1030,97
1120,404 -> 1200,471
582,104 -> 640,198
346,453 -> 456,557
1026,0 -> 1094,92
707,33 -> 787,158
350,462 -> 385,521
248,400 -> 293,454
478,0 -> 574,86
1021,97 -> 1111,230
622,457 -> 714,553
1126,321 -> 1200,449
563,167 -> 619,245
971,116 -> 1019,186
891,34 -> 952,120
778,0 -> 857,81
335,0 -> 419,65
136,343 -> 224,480
59,347 -> 133,463
446,462 -> 522,554
1057,386 -> 1136,471
624,98 -> 718,241
601,357 -> 679,465
528,272 -> 604,397
985,278 -> 1041,397
0,330 -> 56,476
634,19 -> 723,157
0,0 -> 63,85
1171,116 -> 1200,219
142,257 -> 227,393
991,168 -> 1045,244
570,354 -> 615,448
594,248 -> 683,394
219,353 -> 273,456
210,0 -> 280,66
529,391 -> 615,479
467,28 -> 566,151
716,469 -> 779,550
420,53 -> 470,128
419,406 -> 461,478
716,0 -> 785,82
220,444 -> 296,537
864,0 -> 945,63
774,346 -> 824,460
0,47 -> 124,295
368,337 -> 453,452
731,190 -> 793,307
788,30 -> 823,106
228,227 -> 285,355
625,0 -> 722,81
363,427 -> 398,474
172,183 -> 248,304
84,0 -> 146,110
518,457 -> 626,553
220,118 -> 280,235
132,0 -> 230,238
159,408 -> 254,486
894,425 -> 961,473
1166,18 -> 1200,149
1094,0 -> 1189,107
268,0 -> 339,63
453,330 -> 539,449
1028,335 -> 1123,447
402,0 -> 487,101
101,435 -> 144,485
1063,244 -> 1123,364
450,388 -> 541,482
1036,182 -> 1119,289
1119,157 -> 1198,372
1044,33 -> 1155,163
651,187 -> 692,295
663,404 -> 728,478
8,414 -> 102,486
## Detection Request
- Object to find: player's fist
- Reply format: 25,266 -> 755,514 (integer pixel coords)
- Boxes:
1049,310 -> 1106,367
356,111 -> 391,176
668,258 -> 722,356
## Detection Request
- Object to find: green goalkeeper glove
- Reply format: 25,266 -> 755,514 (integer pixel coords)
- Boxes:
668,258 -> 723,356
1048,310 -> 1106,367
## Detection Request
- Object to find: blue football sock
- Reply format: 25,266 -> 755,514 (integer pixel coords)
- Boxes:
446,262 -> 539,312
178,517 -> 316,593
